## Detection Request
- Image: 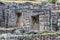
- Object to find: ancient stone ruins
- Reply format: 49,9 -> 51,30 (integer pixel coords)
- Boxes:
0,1 -> 60,33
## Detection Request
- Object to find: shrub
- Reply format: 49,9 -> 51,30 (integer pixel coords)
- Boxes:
26,31 -> 38,34
48,0 -> 57,4
52,21 -> 58,31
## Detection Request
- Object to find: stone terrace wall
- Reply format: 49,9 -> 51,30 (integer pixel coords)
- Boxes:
0,2 -> 52,32
17,34 -> 60,40
4,2 -> 51,31
0,34 -> 60,40
0,2 -> 60,31
5,2 -> 43,27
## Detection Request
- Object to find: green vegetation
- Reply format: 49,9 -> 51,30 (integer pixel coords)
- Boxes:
52,21 -> 58,31
26,31 -> 37,34
26,31 -> 60,35
38,31 -> 60,35
52,21 -> 57,25
48,0 -> 57,4
30,0 -> 34,1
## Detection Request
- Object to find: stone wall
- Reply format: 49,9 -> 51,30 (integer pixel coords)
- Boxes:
0,2 -> 5,27
0,34 -> 59,40
5,2 -> 51,31
17,34 -> 60,40
0,2 -> 60,32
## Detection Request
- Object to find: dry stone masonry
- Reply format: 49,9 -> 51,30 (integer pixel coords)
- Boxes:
0,2 -> 60,32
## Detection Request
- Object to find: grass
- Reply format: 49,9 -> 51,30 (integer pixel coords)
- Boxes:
26,31 -> 60,35
39,31 -> 60,35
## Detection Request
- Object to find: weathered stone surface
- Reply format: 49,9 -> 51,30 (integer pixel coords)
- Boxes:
0,2 -> 60,31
